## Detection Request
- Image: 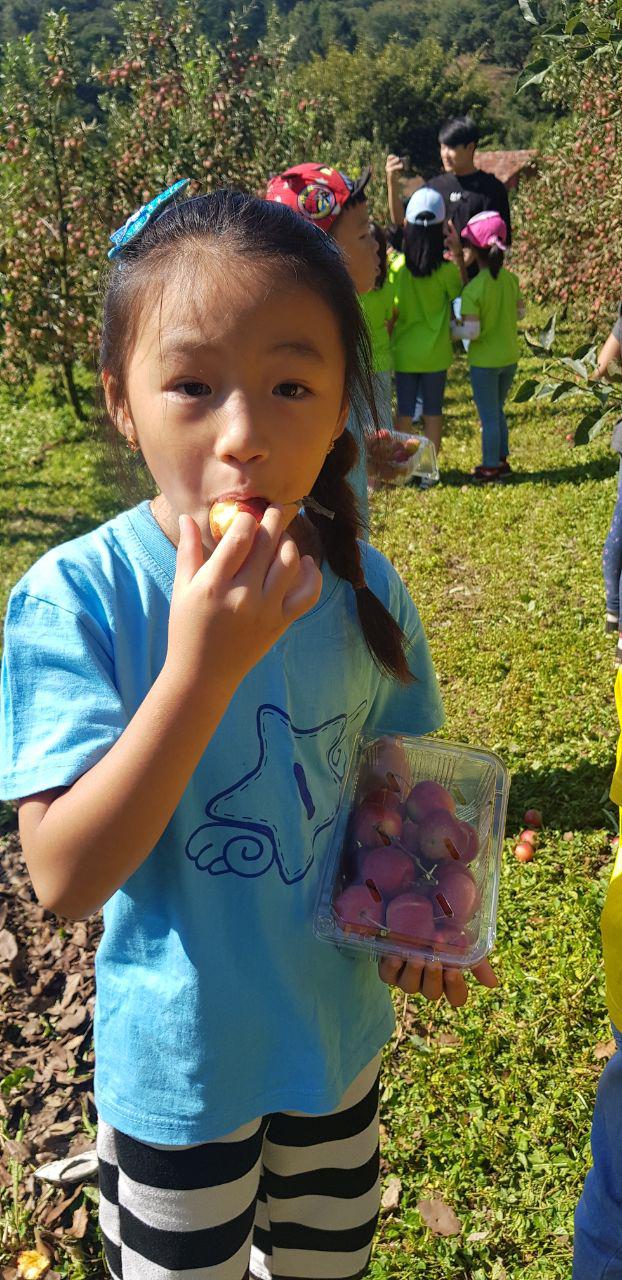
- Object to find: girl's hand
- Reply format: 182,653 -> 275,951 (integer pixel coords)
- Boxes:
444,219 -> 463,261
166,507 -> 322,698
378,954 -> 499,1007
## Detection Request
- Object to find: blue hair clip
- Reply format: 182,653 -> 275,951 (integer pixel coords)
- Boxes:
108,178 -> 191,260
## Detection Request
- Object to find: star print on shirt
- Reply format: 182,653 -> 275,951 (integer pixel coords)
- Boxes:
185,701 -> 367,884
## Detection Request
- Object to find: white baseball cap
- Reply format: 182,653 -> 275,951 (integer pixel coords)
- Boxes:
405,186 -> 446,226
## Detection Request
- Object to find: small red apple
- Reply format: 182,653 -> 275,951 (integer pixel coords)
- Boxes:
351,800 -> 403,848
363,738 -> 410,796
456,820 -> 479,863
524,808 -> 543,829
514,841 -> 534,863
431,864 -> 480,925
360,846 -> 415,898
418,809 -> 468,864
398,818 -> 421,856
385,891 -> 434,942
333,882 -> 385,933
362,787 -> 403,813
406,780 -> 455,823
519,828 -> 538,847
209,496 -> 267,542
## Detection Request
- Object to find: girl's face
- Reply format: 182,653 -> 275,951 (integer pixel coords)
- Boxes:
110,261 -> 349,550
331,200 -> 379,294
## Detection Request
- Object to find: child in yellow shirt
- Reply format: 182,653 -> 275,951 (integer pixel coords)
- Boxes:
574,668 -> 622,1277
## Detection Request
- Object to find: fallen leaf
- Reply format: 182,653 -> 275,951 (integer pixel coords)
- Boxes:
381,1175 -> 402,1213
466,1229 -> 489,1243
417,1196 -> 462,1236
594,1039 -> 617,1061
67,1201 -> 89,1239
438,1032 -> 460,1048
0,928 -> 18,966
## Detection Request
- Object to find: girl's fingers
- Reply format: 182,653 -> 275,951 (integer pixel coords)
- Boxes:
470,959 -> 499,989
173,514 -> 205,589
443,967 -> 469,1007
378,955 -> 405,986
281,555 -> 323,623
232,505 -> 286,584
421,961 -> 444,1002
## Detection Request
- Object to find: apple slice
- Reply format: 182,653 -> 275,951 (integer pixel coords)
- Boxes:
209,497 -> 268,542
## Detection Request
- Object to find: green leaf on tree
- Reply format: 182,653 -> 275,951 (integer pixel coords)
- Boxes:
512,378 -> 538,402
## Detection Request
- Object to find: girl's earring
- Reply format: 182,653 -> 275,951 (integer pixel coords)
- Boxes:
126,435 -> 140,454
327,438 -> 336,455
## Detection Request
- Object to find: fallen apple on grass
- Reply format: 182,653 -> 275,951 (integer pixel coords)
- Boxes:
524,808 -> 543,829
514,841 -> 534,863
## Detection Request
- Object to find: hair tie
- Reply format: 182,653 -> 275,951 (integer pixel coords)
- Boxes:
108,178 -> 191,259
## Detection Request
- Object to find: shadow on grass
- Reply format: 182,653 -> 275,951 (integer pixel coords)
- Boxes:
0,502 -> 106,546
440,456 -> 618,489
507,758 -> 616,833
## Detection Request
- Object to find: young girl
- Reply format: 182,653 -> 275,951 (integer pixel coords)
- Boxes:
359,221 -> 397,433
450,211 -> 524,484
0,186 -> 497,1280
390,186 -> 465,464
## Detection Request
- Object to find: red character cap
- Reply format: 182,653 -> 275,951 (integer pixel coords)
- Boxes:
265,163 -> 371,233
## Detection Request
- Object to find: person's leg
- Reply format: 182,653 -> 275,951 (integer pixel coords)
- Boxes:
255,1053 -> 382,1280
420,371 -> 447,454
497,363 -> 517,464
97,1111 -> 266,1280
574,1025 -> 622,1279
394,371 -> 418,434
469,366 -> 501,469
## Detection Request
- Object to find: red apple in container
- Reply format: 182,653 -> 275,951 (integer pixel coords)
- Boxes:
362,787 -> 403,814
433,923 -> 472,955
362,737 -> 411,797
397,817 -> 421,857
351,799 -> 403,849
406,779 -> 455,822
418,808 -> 470,864
456,819 -> 480,863
385,891 -> 434,943
360,846 -> 415,899
333,881 -> 385,934
209,496 -> 268,542
430,864 -> 480,926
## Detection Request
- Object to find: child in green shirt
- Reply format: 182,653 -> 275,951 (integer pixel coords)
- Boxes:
390,187 -> 465,464
359,221 -> 397,433
450,210 -> 525,484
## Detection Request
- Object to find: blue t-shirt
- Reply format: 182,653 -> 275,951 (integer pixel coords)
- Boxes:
0,500 -> 444,1144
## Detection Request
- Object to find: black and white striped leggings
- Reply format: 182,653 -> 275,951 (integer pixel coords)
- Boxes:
97,1053 -> 381,1280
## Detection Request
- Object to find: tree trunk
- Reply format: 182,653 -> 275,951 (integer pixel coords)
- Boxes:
61,360 -> 85,421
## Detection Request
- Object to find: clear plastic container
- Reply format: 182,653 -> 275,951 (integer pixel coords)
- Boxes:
367,430 -> 439,488
314,732 -> 509,969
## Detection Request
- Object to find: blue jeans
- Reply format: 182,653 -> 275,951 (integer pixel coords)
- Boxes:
603,459 -> 622,616
574,1024 -> 622,1278
469,364 -> 517,468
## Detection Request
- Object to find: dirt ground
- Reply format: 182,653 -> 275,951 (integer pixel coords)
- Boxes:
0,824 -> 105,1274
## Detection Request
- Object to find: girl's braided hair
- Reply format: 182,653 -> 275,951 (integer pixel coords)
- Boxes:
100,188 -> 411,683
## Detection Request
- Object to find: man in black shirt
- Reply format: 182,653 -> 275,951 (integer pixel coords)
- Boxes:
429,115 -> 512,244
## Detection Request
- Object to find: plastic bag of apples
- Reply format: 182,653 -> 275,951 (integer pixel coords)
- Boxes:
367,430 -> 439,488
314,733 -> 509,969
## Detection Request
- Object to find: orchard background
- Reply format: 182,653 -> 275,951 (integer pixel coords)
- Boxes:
2,0 -> 622,1276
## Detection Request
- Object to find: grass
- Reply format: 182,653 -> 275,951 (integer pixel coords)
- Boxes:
0,326 -> 619,1277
